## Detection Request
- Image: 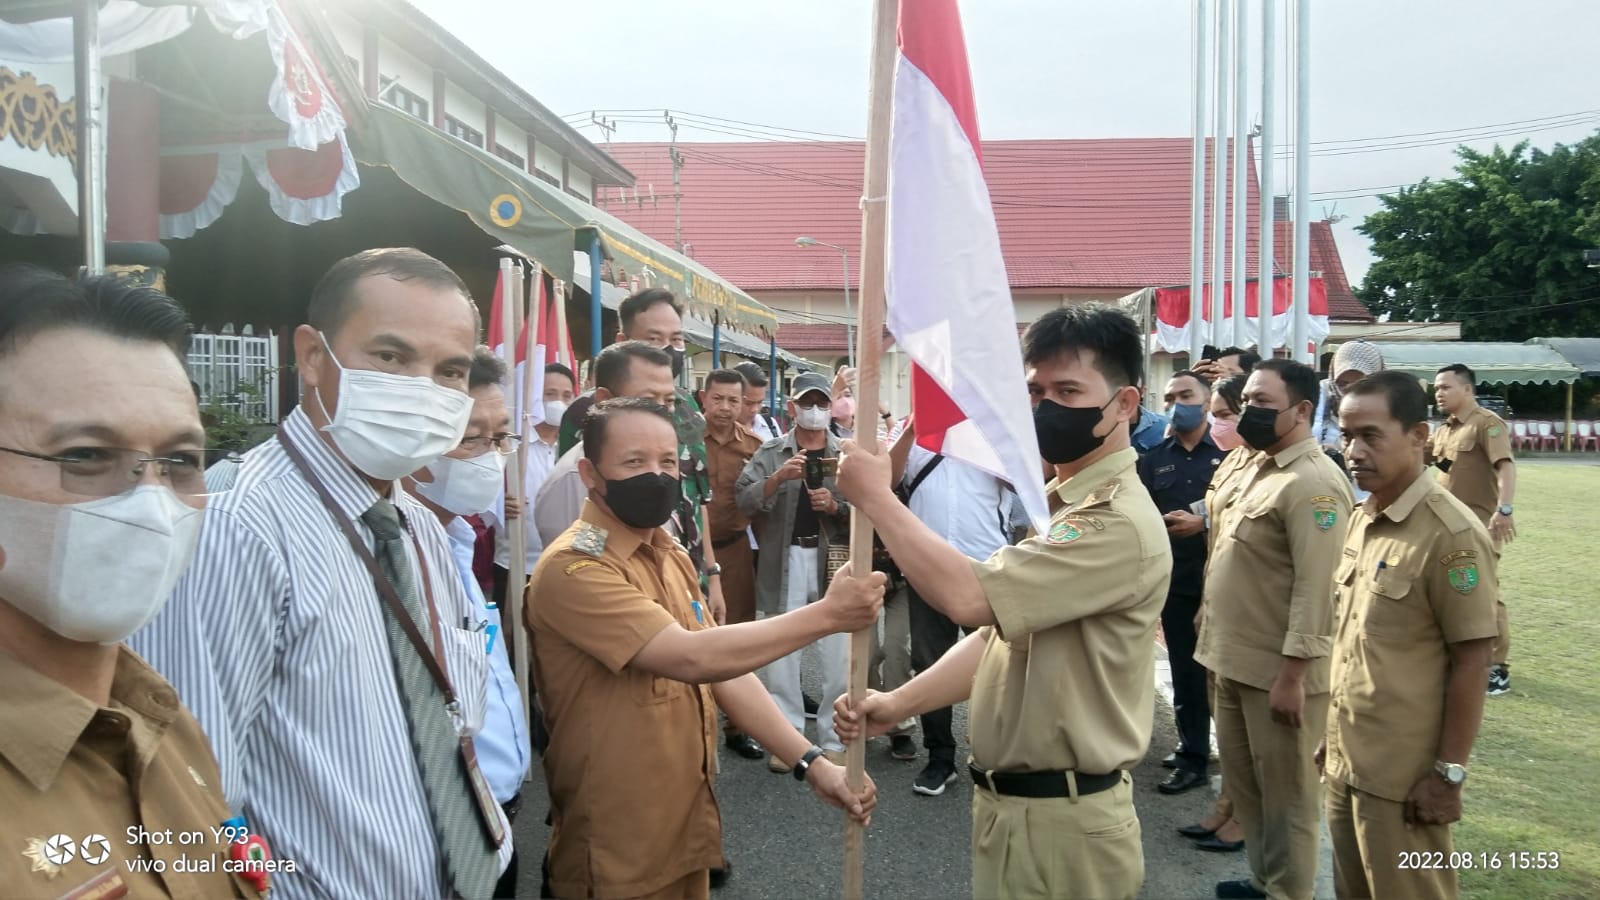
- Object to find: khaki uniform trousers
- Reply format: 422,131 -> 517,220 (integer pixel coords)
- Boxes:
1215,677 -> 1329,900
1207,670 -> 1233,821
971,772 -> 1142,900
1327,778 -> 1457,900
628,869 -> 710,900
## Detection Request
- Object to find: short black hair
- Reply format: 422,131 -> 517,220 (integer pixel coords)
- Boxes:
593,340 -> 672,394
544,362 -> 576,388
1219,347 -> 1262,372
1253,358 -> 1321,408
1022,303 -> 1143,390
0,265 -> 191,365
582,397 -> 675,464
705,368 -> 746,391
618,287 -> 683,336
468,345 -> 508,390
1345,370 -> 1430,431
1169,370 -> 1211,395
1214,373 -> 1247,414
733,361 -> 769,388
1437,363 -> 1476,388
307,248 -> 476,338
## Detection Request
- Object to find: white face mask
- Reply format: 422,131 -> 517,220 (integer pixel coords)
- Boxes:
315,333 -> 473,481
413,451 -> 506,516
542,399 -> 569,426
796,405 -> 832,431
0,486 -> 203,644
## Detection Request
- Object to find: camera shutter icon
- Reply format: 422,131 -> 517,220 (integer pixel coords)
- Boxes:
42,834 -> 76,866
79,834 -> 112,865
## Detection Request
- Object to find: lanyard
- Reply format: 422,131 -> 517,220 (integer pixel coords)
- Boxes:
275,431 -> 459,710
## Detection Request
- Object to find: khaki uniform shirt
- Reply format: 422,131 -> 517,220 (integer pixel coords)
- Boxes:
1325,473 -> 1499,802
527,500 -> 721,899
1204,447 -> 1260,557
1430,403 -> 1513,526
703,423 -> 763,545
967,448 -> 1171,774
1196,437 -> 1353,694
0,647 -> 258,899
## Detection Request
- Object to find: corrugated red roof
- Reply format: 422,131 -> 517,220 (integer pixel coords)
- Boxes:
597,138 -> 1371,322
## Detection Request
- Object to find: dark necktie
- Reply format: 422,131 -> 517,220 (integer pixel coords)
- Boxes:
362,498 -> 498,900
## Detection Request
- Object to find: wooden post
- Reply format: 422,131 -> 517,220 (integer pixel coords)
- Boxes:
1565,380 -> 1574,452
500,261 -> 531,712
553,279 -> 572,367
843,1 -> 897,897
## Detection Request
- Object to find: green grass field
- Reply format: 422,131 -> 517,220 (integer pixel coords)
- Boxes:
1456,463 -> 1600,900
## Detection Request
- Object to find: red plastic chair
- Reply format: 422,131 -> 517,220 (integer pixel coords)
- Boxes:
1536,421 -> 1558,451
1577,421 -> 1599,452
1511,421 -> 1531,452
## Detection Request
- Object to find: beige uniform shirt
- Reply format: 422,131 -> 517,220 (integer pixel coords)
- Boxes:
1204,447 -> 1261,558
527,500 -> 721,899
1431,403 -> 1513,526
1196,437 -> 1354,693
0,647 -> 258,899
968,448 -> 1171,774
1325,473 -> 1499,802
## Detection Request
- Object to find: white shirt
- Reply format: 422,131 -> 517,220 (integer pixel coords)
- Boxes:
902,444 -> 1013,560
749,413 -> 781,443
486,435 -> 558,570
533,442 -> 587,549
130,409 -> 512,900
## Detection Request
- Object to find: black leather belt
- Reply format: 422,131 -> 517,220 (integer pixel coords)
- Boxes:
791,535 -> 820,548
969,765 -> 1123,799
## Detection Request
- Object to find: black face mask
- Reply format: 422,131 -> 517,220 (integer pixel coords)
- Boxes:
1034,397 -> 1116,465
602,471 -> 680,529
1237,405 -> 1287,451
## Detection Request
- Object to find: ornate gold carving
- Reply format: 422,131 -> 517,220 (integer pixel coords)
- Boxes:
0,66 -> 77,166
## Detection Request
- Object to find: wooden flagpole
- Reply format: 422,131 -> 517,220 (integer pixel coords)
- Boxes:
843,0 -> 897,896
502,262 -> 532,709
552,279 -> 571,368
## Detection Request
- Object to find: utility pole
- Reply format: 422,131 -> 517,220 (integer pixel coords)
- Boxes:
590,112 -> 616,143
666,110 -> 684,253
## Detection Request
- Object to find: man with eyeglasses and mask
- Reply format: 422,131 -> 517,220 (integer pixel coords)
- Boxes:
833,304 -> 1171,900
132,249 -> 510,900
1195,358 -> 1353,900
403,346 -> 530,900
0,267 -> 263,897
529,398 -> 881,900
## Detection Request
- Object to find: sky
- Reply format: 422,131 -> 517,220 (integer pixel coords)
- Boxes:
406,0 -> 1600,288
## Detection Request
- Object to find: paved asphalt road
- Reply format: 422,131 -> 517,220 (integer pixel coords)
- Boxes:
508,642 -> 1299,900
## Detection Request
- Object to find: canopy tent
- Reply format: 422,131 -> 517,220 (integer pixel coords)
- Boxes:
1373,341 -> 1581,386
349,105 -> 777,336
1533,338 -> 1600,378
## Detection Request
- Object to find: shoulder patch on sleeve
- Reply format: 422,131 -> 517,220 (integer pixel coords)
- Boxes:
1486,425 -> 1503,437
1047,516 -> 1091,544
1446,560 -> 1480,594
564,559 -> 601,576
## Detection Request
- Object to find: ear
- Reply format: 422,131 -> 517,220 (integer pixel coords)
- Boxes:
615,331 -> 627,346
594,388 -> 614,403
577,457 -> 603,493
1406,420 -> 1432,447
293,324 -> 327,389
1115,384 -> 1141,422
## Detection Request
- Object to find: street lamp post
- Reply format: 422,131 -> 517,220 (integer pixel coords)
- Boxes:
796,236 -> 855,369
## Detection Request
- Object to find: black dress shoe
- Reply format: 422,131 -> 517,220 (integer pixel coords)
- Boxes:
710,859 -> 731,889
1196,835 -> 1246,853
1157,768 -> 1208,795
1176,822 -> 1217,839
723,733 -> 765,759
1161,751 -> 1179,769
1215,878 -> 1266,899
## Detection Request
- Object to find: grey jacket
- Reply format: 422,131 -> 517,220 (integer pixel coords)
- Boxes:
736,430 -> 851,616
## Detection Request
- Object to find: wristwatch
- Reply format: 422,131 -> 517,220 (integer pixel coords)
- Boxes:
703,563 -> 723,578
1434,760 -> 1468,785
793,746 -> 826,782
1497,504 -> 1514,517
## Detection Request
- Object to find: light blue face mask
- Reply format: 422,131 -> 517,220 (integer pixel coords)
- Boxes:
1168,402 -> 1206,433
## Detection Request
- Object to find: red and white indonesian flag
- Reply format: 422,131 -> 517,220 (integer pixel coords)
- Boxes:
886,0 -> 1049,535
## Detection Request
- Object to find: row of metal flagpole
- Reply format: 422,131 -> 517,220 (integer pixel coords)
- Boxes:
1188,0 -> 1314,364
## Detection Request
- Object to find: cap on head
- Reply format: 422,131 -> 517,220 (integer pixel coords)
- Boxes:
1332,340 -> 1384,379
790,371 -> 832,402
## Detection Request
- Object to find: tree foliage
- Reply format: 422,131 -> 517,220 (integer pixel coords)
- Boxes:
1356,132 -> 1600,341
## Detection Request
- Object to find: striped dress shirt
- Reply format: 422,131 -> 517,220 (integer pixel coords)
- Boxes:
131,408 -> 512,900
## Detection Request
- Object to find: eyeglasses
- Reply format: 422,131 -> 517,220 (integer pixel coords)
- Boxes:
456,433 -> 522,456
793,396 -> 830,409
0,445 -> 223,498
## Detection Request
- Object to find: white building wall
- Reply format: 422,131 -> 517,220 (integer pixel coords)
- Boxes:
325,12 -> 364,76
443,82 -> 486,135
532,140 -> 563,183
566,167 -> 593,201
376,37 -> 433,110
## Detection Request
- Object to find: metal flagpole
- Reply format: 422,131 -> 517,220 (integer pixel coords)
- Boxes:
499,261 -> 531,708
1291,0 -> 1312,363
1209,0 -> 1229,349
844,0 -> 896,896
1188,0 -> 1210,362
589,234 -> 604,367
514,264 -> 540,782
74,0 -> 105,274
1230,0 -> 1249,348
1259,0 -> 1276,355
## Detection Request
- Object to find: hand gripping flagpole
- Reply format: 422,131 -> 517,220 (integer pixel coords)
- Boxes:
844,0 -> 897,896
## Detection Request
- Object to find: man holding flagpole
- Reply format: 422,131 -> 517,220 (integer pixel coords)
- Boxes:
835,304 -> 1170,900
